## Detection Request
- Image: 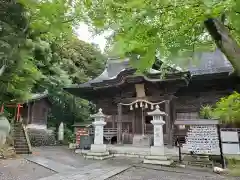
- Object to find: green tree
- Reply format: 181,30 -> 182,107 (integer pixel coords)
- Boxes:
1,0 -> 105,127
0,0 -> 41,103
83,0 -> 240,75
31,36 -> 105,127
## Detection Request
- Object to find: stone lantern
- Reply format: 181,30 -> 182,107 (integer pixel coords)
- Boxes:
85,108 -> 112,160
91,108 -> 106,147
143,105 -> 173,165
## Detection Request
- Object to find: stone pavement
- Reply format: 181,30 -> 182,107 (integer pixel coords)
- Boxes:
1,146 -> 239,180
37,162 -> 131,180
108,166 -> 238,180
0,158 -> 55,180
25,146 -> 136,180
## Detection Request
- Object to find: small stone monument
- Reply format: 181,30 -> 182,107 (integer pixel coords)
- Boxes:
85,109 -> 112,160
143,105 -> 173,165
58,122 -> 64,143
0,114 -> 11,146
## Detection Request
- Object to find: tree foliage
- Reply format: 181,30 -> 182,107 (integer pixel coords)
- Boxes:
200,92 -> 240,124
0,0 -> 41,103
0,0 -> 105,126
83,0 -> 240,74
212,92 -> 240,124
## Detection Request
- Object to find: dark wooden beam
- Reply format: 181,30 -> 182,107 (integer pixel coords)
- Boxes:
117,104 -> 122,144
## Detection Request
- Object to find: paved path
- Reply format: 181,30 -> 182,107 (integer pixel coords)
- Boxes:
1,146 -> 239,180
0,158 -> 55,180
108,166 -> 238,180
25,146 -> 136,180
37,162 -> 130,180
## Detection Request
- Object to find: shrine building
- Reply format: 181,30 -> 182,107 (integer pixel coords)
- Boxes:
64,49 -> 239,147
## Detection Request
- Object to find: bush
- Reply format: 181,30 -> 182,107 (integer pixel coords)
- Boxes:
199,92 -> 240,125
212,92 -> 240,124
64,128 -> 75,144
199,105 -> 213,119
0,143 -> 16,159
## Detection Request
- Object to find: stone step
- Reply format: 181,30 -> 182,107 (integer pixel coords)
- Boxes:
144,155 -> 169,161
143,158 -> 173,166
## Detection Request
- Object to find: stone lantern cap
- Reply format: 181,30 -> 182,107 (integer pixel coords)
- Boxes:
147,105 -> 167,116
90,108 -> 106,119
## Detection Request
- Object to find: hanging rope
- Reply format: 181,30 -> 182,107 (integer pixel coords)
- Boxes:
120,99 -> 165,110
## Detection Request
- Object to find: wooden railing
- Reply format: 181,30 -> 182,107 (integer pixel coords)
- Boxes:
89,128 -> 129,141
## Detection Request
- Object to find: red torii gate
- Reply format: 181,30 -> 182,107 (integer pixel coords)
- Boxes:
0,103 -> 23,122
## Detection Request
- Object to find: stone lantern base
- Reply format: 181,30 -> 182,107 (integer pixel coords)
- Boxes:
143,146 -> 173,166
84,144 -> 113,160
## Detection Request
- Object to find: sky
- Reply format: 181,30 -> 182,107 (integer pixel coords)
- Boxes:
75,23 -> 109,52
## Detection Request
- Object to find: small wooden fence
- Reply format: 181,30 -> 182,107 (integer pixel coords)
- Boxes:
89,128 -> 129,142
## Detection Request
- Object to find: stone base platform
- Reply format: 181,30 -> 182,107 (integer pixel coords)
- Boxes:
143,146 -> 173,166
84,151 -> 113,160
84,144 -> 113,160
76,144 -> 181,162
143,155 -> 173,166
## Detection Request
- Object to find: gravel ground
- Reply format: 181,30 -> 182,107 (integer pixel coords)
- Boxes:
107,167 -> 239,180
0,158 -> 55,180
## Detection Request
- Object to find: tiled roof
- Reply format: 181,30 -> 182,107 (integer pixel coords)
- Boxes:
188,49 -> 233,76
72,50 -> 233,89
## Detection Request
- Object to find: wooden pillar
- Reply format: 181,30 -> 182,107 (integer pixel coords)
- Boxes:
170,99 -> 176,146
165,100 -> 171,145
31,102 -> 34,124
132,111 -> 135,136
117,104 -> 122,144
27,102 -> 31,124
112,115 -> 115,128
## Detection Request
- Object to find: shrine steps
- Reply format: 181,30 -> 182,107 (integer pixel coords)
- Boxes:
183,155 -> 213,168
13,123 -> 32,154
143,155 -> 173,166
84,151 -> 114,160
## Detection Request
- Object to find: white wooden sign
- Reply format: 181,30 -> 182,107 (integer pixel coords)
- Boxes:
183,125 -> 220,155
221,131 -> 239,142
221,131 -> 240,155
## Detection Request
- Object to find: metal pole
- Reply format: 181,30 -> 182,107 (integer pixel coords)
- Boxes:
177,137 -> 182,163
217,124 -> 225,169
142,107 -> 144,136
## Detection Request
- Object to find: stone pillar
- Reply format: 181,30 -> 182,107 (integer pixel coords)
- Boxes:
143,105 -> 173,165
149,105 -> 166,155
90,108 -> 106,152
85,109 -> 112,160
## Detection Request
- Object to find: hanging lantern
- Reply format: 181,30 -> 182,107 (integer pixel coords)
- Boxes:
135,103 -> 138,108
151,104 -> 154,110
145,103 -> 148,109
140,101 -> 143,107
130,105 -> 133,110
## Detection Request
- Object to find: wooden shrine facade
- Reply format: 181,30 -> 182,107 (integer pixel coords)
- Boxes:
1,91 -> 51,128
64,52 -> 240,146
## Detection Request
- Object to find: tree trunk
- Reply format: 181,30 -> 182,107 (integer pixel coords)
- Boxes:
204,18 -> 240,76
